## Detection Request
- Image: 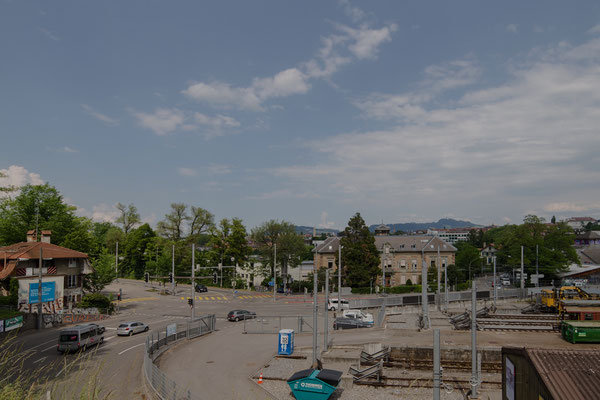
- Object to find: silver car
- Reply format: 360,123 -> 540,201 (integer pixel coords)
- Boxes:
117,321 -> 149,336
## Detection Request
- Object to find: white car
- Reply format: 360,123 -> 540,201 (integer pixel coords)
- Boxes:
117,321 -> 149,336
342,309 -> 374,324
327,298 -> 350,311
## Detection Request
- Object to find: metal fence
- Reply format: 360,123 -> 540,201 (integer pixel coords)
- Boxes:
243,315 -> 317,334
349,288 -> 526,309
144,315 -> 216,400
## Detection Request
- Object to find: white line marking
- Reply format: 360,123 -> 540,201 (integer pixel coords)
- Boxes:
27,339 -> 56,350
105,327 -> 117,330
41,345 -> 57,352
118,343 -> 145,355
104,335 -> 116,341
33,356 -> 47,364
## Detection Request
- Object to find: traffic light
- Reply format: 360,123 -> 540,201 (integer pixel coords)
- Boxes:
187,298 -> 193,307
169,273 -> 174,283
213,271 -> 218,284
144,272 -> 149,283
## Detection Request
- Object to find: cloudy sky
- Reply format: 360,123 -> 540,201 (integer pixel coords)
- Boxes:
2,1 -> 600,229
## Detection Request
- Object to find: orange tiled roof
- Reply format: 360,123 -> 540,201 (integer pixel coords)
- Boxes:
0,241 -> 88,261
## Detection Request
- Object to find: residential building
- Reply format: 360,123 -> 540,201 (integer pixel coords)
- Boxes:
426,228 -> 470,244
0,231 -> 92,313
374,235 -> 456,286
574,231 -> 600,246
564,217 -> 597,232
480,243 -> 497,265
313,236 -> 341,272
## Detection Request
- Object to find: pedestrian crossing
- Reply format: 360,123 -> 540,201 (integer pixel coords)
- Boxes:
179,294 -> 273,302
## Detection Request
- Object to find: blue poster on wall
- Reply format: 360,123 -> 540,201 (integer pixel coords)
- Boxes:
29,281 -> 56,304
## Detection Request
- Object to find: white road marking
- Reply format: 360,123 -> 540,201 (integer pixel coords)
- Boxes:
105,327 -> 117,330
104,335 -> 116,341
41,345 -> 57,352
27,339 -> 56,350
118,343 -> 145,355
33,356 -> 47,364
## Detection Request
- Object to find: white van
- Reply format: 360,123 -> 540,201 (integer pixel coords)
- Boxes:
57,323 -> 104,353
327,298 -> 349,311
342,309 -> 374,324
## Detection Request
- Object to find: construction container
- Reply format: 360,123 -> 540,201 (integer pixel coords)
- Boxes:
561,321 -> 600,343
287,368 -> 342,400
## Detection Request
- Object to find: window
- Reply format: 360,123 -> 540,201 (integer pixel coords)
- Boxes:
68,275 -> 77,288
412,260 -> 417,271
68,258 -> 77,268
327,260 -> 333,268
411,244 -> 416,249
400,260 -> 406,268
585,313 -> 593,321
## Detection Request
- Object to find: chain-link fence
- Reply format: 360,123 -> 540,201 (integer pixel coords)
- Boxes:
144,314 -> 216,400
242,315 -> 315,334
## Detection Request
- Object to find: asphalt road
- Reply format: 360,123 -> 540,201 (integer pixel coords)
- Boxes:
7,279 -> 325,398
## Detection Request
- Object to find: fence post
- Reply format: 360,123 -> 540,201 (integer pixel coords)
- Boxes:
186,320 -> 190,340
298,316 -> 302,333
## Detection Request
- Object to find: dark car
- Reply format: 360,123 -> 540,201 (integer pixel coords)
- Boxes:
227,310 -> 256,322
195,284 -> 208,293
277,287 -> 285,294
333,317 -> 372,330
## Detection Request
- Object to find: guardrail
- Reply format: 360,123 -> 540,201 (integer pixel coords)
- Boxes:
144,314 -> 216,400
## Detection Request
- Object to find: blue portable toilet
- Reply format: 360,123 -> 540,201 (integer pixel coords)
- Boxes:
278,329 -> 294,355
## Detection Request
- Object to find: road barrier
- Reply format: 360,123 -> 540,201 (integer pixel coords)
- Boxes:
144,314 -> 216,400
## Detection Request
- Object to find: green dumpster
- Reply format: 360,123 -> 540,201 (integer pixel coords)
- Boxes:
287,368 -> 342,400
561,321 -> 600,343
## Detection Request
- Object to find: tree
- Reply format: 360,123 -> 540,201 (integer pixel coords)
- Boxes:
122,223 -> 156,278
189,206 -> 214,242
208,218 -> 251,286
551,215 -> 556,224
0,171 -> 16,195
0,184 -> 79,246
454,242 -> 481,282
62,217 -> 95,254
84,249 -> 116,293
339,213 -> 380,288
157,203 -> 189,241
251,220 -> 307,283
115,203 -> 141,236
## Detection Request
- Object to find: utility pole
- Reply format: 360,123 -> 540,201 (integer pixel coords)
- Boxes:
191,244 -> 195,321
535,244 -> 539,288
471,280 -> 479,398
115,241 -> 119,282
324,268 -> 329,352
493,256 -> 497,308
433,328 -> 441,400
520,246 -> 524,291
312,271 -> 318,366
273,243 -> 277,302
338,243 -> 342,316
437,245 -> 441,311
382,245 -> 386,294
37,246 -> 43,330
444,254 -> 448,312
171,244 -> 175,295
421,236 -> 434,330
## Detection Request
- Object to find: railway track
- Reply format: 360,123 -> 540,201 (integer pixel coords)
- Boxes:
364,359 -> 502,373
355,376 -> 501,389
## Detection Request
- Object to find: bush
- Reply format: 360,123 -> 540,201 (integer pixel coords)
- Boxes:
289,281 -> 312,293
78,293 -> 114,313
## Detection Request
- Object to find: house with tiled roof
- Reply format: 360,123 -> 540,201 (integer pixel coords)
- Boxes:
0,230 -> 92,313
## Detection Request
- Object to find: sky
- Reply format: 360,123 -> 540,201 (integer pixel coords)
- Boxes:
1,1 -> 600,230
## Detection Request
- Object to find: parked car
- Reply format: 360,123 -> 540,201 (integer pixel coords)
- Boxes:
117,321 -> 149,336
195,284 -> 208,292
333,317 -> 372,330
277,287 -> 285,294
227,310 -> 256,322
342,309 -> 374,324
327,298 -> 350,311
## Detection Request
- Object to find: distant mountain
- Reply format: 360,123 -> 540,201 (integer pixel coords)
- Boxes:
295,226 -> 339,235
369,218 -> 479,233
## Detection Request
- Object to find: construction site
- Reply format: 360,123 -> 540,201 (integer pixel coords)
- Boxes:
254,285 -> 600,399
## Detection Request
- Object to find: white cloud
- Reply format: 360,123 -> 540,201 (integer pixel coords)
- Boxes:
0,165 -> 43,196
182,82 -> 262,111
273,36 -> 600,222
194,113 -> 240,129
338,0 -> 366,23
131,108 -> 185,135
47,146 -> 78,153
506,24 -> 518,34
178,167 -> 197,177
543,202 -> 600,213
38,27 -> 59,41
588,25 -> 600,34
245,189 -> 318,200
79,203 -> 120,223
337,23 -> 397,60
207,164 -> 232,174
81,104 -> 118,126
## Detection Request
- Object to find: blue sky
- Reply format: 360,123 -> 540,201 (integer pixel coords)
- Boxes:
2,1 -> 600,230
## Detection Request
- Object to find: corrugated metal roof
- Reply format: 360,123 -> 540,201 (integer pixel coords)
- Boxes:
527,348 -> 600,400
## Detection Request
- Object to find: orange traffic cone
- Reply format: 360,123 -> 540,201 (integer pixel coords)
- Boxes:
257,372 -> 263,384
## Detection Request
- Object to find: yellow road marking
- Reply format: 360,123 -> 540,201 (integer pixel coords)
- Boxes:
210,297 -> 215,300
114,297 -> 158,304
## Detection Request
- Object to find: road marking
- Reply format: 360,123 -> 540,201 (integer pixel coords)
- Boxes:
105,327 -> 117,330
114,297 -> 159,304
41,345 -> 57,352
33,356 -> 47,364
104,335 -> 116,341
118,343 -> 145,355
27,338 -> 56,350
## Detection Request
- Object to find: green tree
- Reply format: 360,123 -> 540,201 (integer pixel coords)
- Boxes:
122,223 -> 156,278
0,184 -> 79,246
157,203 -> 189,241
115,202 -> 141,236
339,213 -> 380,288
551,215 -> 556,224
0,171 -> 16,195
208,218 -> 251,286
61,217 -> 95,254
84,249 -> 116,293
454,242 -> 481,282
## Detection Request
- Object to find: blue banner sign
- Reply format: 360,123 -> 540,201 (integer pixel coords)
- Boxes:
29,281 -> 56,304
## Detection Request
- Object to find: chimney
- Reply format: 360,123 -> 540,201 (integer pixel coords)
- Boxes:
41,230 -> 52,244
26,230 -> 37,242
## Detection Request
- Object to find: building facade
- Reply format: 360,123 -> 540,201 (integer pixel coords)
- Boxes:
0,231 -> 92,313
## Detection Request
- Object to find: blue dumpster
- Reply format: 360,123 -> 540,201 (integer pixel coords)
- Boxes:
287,368 -> 342,400
278,329 -> 294,355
